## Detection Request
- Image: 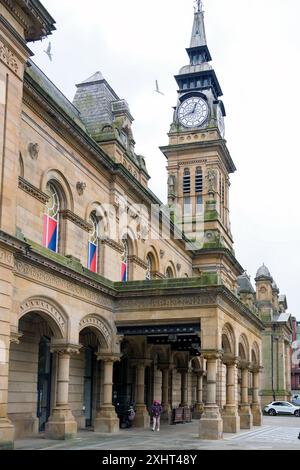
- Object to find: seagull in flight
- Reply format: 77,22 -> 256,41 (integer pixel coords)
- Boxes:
155,80 -> 165,96
44,42 -> 52,61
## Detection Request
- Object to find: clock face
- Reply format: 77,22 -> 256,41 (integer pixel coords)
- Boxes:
217,107 -> 225,138
178,97 -> 209,128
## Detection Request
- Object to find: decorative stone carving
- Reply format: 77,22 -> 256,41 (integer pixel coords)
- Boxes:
176,263 -> 182,272
18,177 -> 50,204
160,250 -> 165,259
76,181 -> 86,196
50,343 -> 82,355
79,315 -> 112,347
116,293 -> 217,311
168,175 -> 176,196
19,297 -> 67,337
28,142 -> 40,160
0,248 -> 13,266
0,40 -> 18,73
100,238 -> 124,254
207,169 -> 217,192
14,259 -> 114,309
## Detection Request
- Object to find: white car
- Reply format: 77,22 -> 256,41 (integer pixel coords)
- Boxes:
264,401 -> 300,417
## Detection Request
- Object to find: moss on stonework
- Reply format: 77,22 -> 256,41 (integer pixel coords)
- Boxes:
114,272 -> 219,291
204,210 -> 219,221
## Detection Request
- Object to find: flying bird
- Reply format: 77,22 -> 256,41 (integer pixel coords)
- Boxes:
155,80 -> 165,96
44,42 -> 52,61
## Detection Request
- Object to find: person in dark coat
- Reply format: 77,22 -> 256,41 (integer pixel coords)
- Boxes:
151,400 -> 163,432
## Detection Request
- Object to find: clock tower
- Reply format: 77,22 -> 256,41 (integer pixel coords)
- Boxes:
160,1 -> 236,259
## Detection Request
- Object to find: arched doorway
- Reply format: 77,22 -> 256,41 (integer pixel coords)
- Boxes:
37,336 -> 53,432
8,306 -> 65,438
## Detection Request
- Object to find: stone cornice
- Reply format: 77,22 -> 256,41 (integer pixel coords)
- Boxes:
0,14 -> 32,56
192,247 -> 244,275
60,209 -> 92,232
1,0 -> 56,42
100,238 -> 123,254
160,139 -> 236,174
128,255 -> 147,270
18,176 -> 49,204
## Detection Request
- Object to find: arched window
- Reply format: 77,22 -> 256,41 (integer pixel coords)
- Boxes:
121,238 -> 129,282
166,267 -> 174,279
88,212 -> 99,273
43,182 -> 60,253
195,167 -> 203,193
183,168 -> 191,194
146,254 -> 153,280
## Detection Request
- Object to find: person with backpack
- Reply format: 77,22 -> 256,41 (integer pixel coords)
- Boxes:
151,400 -> 163,432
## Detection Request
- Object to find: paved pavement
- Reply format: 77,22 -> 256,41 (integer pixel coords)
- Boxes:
14,416 -> 300,451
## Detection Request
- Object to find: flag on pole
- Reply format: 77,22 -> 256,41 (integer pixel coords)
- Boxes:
88,242 -> 97,273
43,215 -> 58,252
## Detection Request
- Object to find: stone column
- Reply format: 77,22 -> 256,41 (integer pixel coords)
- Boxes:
199,352 -> 223,440
45,344 -> 81,440
222,358 -> 240,433
159,364 -> 172,421
239,362 -> 253,429
94,353 -> 120,433
285,344 -> 292,399
0,332 -> 20,449
251,367 -> 262,426
179,368 -> 188,407
133,360 -> 150,428
193,369 -> 204,418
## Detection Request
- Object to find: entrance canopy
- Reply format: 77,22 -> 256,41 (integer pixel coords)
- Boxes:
117,323 -> 201,356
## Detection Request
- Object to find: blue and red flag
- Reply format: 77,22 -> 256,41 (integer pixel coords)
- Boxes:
121,262 -> 127,282
43,215 -> 58,252
88,242 -> 97,273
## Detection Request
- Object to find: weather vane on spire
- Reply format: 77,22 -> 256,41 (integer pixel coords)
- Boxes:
194,0 -> 204,13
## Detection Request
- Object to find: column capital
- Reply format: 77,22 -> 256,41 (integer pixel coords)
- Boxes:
131,358 -> 152,368
193,368 -> 205,376
201,350 -> 223,361
223,354 -> 239,367
9,331 -> 23,344
96,352 -> 122,363
158,362 -> 174,372
252,365 -> 263,373
50,342 -> 82,356
238,360 -> 251,370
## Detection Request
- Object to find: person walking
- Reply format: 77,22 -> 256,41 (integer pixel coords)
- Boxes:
151,400 -> 163,432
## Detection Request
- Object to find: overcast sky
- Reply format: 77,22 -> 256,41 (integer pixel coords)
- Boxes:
30,0 -> 300,318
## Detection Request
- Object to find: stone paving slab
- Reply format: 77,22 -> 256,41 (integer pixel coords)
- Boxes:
14,416 -> 300,451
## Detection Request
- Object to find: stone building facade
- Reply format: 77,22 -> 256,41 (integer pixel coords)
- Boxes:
0,0 -> 265,449
291,318 -> 300,394
237,267 -> 292,407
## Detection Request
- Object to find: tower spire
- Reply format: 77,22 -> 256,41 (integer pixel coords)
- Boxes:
194,0 -> 204,13
191,0 -> 207,48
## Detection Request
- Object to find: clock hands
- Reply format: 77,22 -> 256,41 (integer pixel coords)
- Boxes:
184,103 -> 198,118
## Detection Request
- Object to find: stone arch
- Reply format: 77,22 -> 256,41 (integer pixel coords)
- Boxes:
19,152 -> 24,178
251,341 -> 260,366
222,323 -> 236,355
165,261 -> 176,279
145,246 -> 160,273
86,201 -> 115,240
121,229 -> 138,258
18,297 -> 69,340
79,314 -> 115,352
238,333 -> 250,361
41,168 -> 74,211
191,356 -> 204,371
